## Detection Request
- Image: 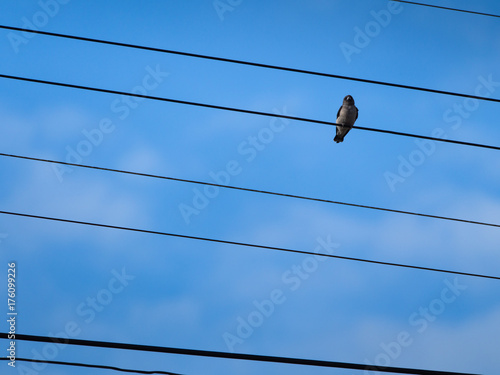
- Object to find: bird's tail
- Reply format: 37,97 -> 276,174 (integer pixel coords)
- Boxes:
334,134 -> 344,143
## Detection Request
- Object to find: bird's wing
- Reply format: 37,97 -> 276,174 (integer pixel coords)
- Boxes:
355,106 -> 359,120
336,105 -> 342,119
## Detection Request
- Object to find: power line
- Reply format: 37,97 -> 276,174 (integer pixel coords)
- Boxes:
2,152 -> 500,230
1,74 -> 500,152
0,333 -> 481,375
0,357 -> 183,375
0,209 -> 498,281
390,0 -> 500,18
1,24 -> 499,105
0,23 -> 490,375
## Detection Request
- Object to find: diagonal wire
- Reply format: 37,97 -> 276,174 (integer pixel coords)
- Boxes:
0,24 -> 499,103
0,73 -> 500,151
0,333 -> 482,375
0,357 -> 183,375
0,209 -> 498,281
390,0 -> 500,18
2,152 -> 500,229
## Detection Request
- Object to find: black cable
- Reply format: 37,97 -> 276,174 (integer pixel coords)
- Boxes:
0,357 -> 183,375
1,74 -> 499,152
2,152 -> 500,230
0,333 -> 481,375
0,24 -> 499,104
0,209 -> 498,281
390,0 -> 500,18
0,22 -> 489,375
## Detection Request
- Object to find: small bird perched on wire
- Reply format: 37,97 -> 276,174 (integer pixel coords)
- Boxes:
334,95 -> 358,143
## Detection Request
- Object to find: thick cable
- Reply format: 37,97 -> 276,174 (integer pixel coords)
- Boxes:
0,333 -> 481,375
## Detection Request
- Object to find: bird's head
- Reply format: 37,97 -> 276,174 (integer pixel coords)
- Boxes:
344,95 -> 355,105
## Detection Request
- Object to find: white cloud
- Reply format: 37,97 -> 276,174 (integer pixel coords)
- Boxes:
403,307 -> 500,374
2,161 -> 151,249
126,297 -> 202,339
116,143 -> 173,176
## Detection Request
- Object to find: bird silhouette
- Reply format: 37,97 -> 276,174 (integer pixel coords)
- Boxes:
334,95 -> 358,143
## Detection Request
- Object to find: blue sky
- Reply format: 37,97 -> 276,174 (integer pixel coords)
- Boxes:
1,0 -> 500,374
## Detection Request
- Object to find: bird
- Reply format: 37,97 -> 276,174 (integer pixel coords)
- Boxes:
334,95 -> 358,143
